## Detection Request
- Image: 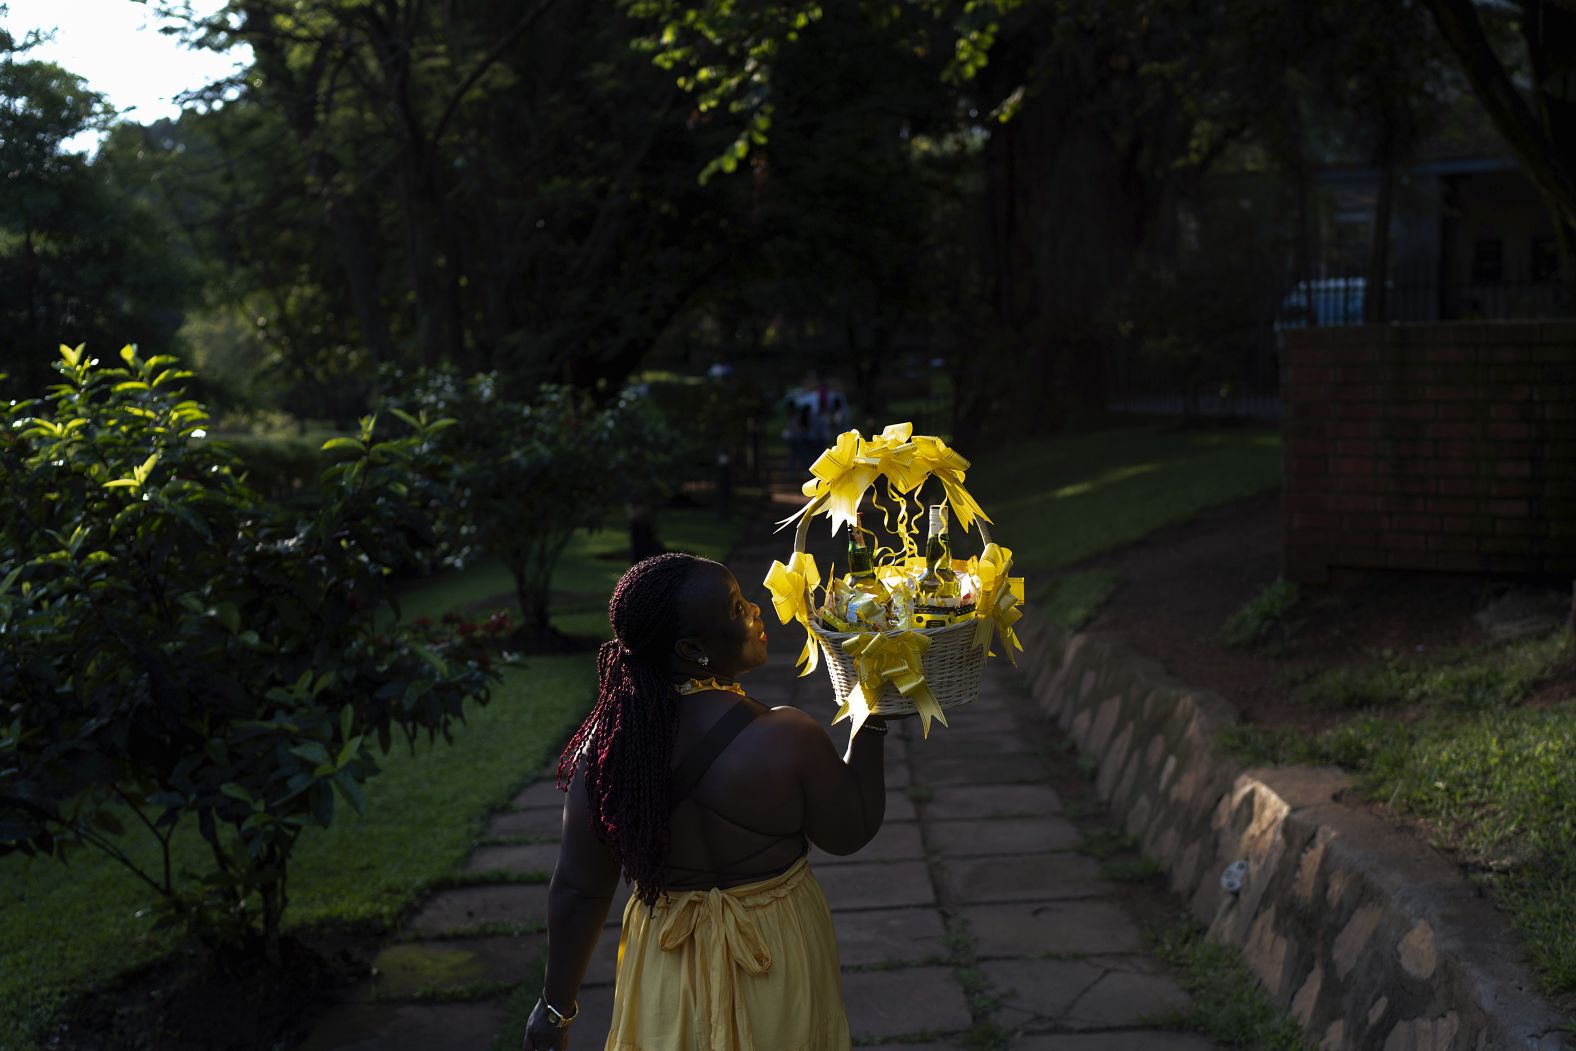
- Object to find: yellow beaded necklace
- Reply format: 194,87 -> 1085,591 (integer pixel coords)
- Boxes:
675,676 -> 747,698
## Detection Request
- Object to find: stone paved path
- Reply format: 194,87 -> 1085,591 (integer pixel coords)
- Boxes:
294,487 -> 1227,1051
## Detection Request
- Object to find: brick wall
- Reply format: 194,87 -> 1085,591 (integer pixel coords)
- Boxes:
1280,322 -> 1576,583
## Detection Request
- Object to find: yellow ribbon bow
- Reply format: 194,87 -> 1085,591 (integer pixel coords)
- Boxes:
912,434 -> 991,536
779,422 -> 993,540
762,552 -> 822,677
833,630 -> 948,740
658,886 -> 773,1051
966,543 -> 1025,664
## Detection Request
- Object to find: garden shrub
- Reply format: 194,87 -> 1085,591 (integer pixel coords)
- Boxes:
0,346 -> 491,961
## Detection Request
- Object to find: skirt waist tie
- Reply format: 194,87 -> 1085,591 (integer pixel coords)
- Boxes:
655,858 -> 808,1050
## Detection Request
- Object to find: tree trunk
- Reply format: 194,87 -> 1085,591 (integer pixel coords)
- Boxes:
323,192 -> 397,369
1365,151 -> 1396,323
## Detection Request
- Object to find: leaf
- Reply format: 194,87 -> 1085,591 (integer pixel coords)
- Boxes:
113,382 -> 150,393
388,407 -> 421,430
336,735 -> 363,768
339,705 -> 354,742
321,436 -> 364,452
413,645 -> 449,676
119,345 -> 137,366
332,771 -> 367,816
102,479 -> 140,490
290,742 -> 331,766
219,783 -> 252,804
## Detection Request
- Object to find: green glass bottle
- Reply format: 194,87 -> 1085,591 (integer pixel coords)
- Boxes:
843,513 -> 890,625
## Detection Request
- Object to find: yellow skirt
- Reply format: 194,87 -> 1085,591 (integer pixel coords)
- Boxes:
605,856 -> 851,1051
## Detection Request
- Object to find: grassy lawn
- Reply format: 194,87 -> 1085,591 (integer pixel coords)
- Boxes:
964,418 -> 1283,601
0,502 -> 754,1050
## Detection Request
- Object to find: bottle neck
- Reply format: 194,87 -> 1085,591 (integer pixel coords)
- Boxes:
848,545 -> 875,576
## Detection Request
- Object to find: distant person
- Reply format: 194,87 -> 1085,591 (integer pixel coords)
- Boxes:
521,553 -> 904,1050
784,401 -> 817,470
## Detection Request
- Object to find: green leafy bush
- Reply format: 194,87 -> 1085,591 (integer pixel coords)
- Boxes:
0,346 -> 490,960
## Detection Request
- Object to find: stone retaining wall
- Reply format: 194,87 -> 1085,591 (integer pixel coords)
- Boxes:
1015,611 -> 1571,1050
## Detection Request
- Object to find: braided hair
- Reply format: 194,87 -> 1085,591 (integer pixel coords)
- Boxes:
557,552 -> 714,907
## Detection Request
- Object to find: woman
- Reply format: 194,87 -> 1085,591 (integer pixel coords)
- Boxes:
523,552 -> 900,1050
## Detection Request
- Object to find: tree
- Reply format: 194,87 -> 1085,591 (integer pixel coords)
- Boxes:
143,0 -> 751,411
1422,0 -> 1576,292
0,31 -> 193,395
0,346 -> 488,962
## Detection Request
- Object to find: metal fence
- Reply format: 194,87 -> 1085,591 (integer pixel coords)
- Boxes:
1105,264 -> 1575,423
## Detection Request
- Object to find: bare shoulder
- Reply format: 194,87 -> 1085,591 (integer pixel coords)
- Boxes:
752,704 -> 835,753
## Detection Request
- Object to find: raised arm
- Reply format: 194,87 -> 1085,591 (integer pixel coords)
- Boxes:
524,772 -> 622,1050
774,706 -> 892,856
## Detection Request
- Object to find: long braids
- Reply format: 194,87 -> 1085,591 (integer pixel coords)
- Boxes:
557,552 -> 710,908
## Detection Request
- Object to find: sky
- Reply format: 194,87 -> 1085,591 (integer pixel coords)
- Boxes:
1,0 -> 251,148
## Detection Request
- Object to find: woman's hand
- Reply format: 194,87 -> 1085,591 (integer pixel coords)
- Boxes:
521,999 -> 570,1050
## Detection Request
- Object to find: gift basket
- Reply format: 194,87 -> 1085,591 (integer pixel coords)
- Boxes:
763,423 -> 1024,739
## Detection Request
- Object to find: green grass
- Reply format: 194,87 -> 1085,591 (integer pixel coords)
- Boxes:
964,421 -> 1281,601
1220,578 -> 1305,651
1221,629 -> 1576,1000
0,504 -> 753,1050
1146,916 -> 1311,1050
1041,569 -> 1125,632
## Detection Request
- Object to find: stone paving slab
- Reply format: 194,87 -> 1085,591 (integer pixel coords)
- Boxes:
928,816 -> 1080,856
464,842 -> 559,875
1056,968 -> 1193,1030
910,729 -> 1040,757
833,907 -> 949,967
1011,1033 -> 1220,1051
983,956 -> 1108,1020
885,790 -> 919,822
562,982 -> 616,1046
986,955 -> 1192,1031
939,852 -> 1109,904
408,884 -> 550,935
843,966 -> 973,1040
294,1001 -> 507,1051
909,751 -> 1048,786
928,709 -> 1024,734
811,820 -> 925,866
511,779 -> 566,810
484,808 -> 563,839
817,859 -> 937,911
921,783 -> 1062,821
369,936 -> 544,998
964,901 -> 1145,958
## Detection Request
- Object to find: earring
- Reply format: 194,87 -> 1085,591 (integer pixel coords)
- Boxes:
698,655 -> 710,667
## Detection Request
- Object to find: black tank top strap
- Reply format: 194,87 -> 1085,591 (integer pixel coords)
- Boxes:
670,699 -> 760,806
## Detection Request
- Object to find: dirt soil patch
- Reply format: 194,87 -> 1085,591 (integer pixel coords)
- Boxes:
46,928 -> 380,1051
1069,488 -> 1576,735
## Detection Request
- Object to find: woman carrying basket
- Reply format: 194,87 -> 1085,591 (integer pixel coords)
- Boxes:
522,551 -> 903,1050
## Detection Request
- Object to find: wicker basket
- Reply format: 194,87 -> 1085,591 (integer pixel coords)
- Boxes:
793,491 -> 990,718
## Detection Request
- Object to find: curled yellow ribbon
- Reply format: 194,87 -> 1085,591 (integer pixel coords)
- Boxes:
966,543 -> 1025,664
762,552 -> 821,676
833,630 -> 948,740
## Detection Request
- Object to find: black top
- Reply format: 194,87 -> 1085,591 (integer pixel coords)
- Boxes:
664,697 -> 808,889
